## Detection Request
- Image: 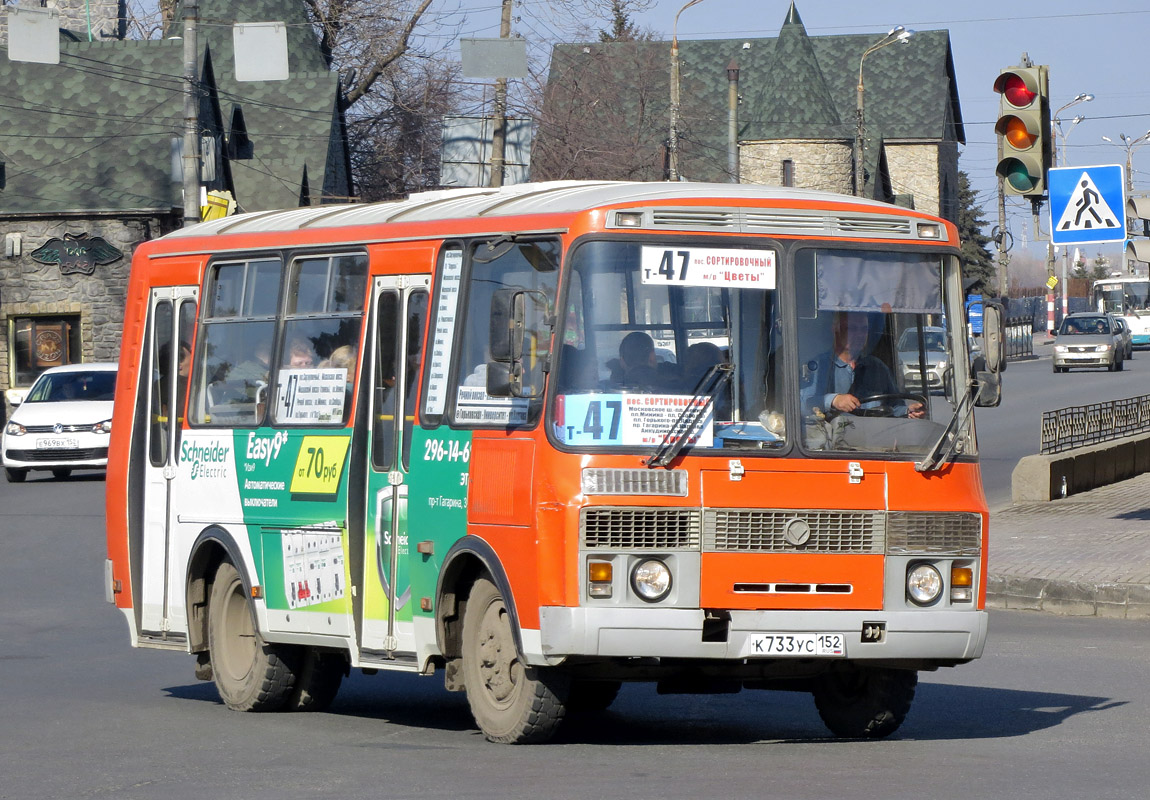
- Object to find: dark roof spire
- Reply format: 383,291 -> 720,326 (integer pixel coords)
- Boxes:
785,2 -> 803,27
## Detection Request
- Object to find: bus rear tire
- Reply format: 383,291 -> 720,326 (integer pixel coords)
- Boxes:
289,649 -> 345,712
567,680 -> 622,713
461,576 -> 568,743
812,665 -> 917,739
208,561 -> 299,712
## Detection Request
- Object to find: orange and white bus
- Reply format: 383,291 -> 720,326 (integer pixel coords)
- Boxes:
105,181 -> 1003,743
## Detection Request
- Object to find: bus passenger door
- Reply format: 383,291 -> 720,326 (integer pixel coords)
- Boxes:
361,275 -> 429,659
139,287 -> 198,636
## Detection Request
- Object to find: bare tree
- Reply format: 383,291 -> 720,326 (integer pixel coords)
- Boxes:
531,40 -> 668,181
350,55 -> 463,200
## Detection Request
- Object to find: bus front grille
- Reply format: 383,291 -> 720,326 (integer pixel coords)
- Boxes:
704,509 -> 885,553
887,512 -> 982,555
581,508 -> 701,550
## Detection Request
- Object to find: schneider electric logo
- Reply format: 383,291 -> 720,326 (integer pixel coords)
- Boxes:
180,440 -> 231,480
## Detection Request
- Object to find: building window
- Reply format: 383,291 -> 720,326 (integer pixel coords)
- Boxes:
782,159 -> 795,187
9,315 -> 82,387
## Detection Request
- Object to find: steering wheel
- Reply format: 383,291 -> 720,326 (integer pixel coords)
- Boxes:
850,392 -> 927,418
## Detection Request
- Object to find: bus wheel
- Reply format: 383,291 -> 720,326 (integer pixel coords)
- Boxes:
289,649 -> 346,712
461,576 -> 568,743
208,561 -> 298,712
567,680 -> 622,713
812,666 -> 917,739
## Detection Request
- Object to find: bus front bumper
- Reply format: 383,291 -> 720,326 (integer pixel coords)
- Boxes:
535,606 -> 987,666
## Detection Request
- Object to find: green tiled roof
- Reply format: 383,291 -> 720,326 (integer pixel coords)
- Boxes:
541,3 -> 963,184
180,0 -> 349,211
0,39 -> 196,214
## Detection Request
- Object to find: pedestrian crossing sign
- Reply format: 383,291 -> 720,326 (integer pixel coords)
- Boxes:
1048,164 -> 1126,245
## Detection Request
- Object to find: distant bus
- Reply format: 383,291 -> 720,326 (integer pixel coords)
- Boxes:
1092,276 -> 1150,346
105,181 -> 1003,743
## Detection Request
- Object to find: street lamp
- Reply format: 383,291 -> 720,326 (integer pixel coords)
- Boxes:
669,0 -> 706,182
1101,130 -> 1150,194
1052,92 -> 1093,167
855,26 -> 913,196
1050,93 -> 1092,320
1102,130 -> 1150,274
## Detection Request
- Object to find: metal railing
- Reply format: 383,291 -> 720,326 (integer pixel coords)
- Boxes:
1004,316 -> 1033,360
1040,393 -> 1150,454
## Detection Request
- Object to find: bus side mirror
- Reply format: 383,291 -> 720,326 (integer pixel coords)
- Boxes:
973,302 -> 1004,408
487,288 -> 549,398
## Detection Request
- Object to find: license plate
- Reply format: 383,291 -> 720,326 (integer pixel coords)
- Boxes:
36,437 -> 79,450
746,633 -> 845,657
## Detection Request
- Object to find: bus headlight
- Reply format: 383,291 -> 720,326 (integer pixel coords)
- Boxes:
906,563 -> 943,606
630,559 -> 672,602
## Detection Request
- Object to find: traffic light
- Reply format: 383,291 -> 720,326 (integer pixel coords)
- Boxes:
993,65 -> 1050,197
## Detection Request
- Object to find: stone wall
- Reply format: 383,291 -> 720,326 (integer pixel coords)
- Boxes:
0,215 -> 162,407
739,139 -> 959,222
739,140 -> 854,196
883,141 -> 960,222
0,0 -> 126,47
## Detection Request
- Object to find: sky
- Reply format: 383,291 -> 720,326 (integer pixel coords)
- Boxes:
466,0 -> 1150,264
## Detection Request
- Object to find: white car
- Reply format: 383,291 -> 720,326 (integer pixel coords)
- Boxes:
2,363 -> 117,482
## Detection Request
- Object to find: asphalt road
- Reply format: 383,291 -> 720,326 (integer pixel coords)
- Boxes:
4,476 -> 1150,799
974,342 -> 1150,510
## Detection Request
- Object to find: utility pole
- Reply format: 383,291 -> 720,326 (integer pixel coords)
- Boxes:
726,60 -> 739,182
181,0 -> 201,227
487,0 -> 512,188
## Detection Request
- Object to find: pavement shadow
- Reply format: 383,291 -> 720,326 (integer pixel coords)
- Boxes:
1113,508 -> 1150,521
166,672 -> 1123,745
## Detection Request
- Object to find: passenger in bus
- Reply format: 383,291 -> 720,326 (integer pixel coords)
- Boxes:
609,331 -> 659,390
230,340 -> 272,384
818,312 -> 924,419
285,337 -> 318,368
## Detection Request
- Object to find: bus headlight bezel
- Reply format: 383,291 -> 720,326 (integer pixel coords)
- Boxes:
630,558 -> 672,603
906,563 -> 943,606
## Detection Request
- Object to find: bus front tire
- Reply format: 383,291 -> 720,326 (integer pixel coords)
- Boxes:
812,665 -> 917,739
208,561 -> 299,712
461,576 -> 568,743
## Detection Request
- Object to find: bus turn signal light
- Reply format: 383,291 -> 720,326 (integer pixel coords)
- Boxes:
951,566 -> 973,603
588,561 -> 613,598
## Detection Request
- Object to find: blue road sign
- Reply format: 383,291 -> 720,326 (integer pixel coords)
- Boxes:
1049,164 -> 1126,245
966,294 -> 983,334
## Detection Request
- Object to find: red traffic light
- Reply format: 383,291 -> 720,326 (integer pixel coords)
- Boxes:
993,70 -> 1040,109
1000,74 -> 1036,107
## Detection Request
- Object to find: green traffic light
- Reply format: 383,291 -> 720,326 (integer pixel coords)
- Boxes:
999,158 -> 1039,192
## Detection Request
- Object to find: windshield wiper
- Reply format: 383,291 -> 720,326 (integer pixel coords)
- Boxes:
915,380 -> 977,473
644,363 -> 734,469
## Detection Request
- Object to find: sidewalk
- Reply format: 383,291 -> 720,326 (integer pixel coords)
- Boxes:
987,471 -> 1150,619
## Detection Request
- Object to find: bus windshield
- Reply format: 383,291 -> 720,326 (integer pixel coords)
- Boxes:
1093,279 -> 1150,315
551,240 -> 968,458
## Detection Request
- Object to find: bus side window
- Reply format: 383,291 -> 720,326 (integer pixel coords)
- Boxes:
401,290 -> 429,469
149,301 -> 174,466
451,238 -> 559,426
274,254 -> 367,426
190,258 -> 282,427
372,291 -> 400,471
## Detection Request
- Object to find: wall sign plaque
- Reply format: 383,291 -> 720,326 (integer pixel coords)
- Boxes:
30,232 -> 123,275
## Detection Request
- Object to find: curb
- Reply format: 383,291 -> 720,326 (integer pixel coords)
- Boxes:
986,574 -> 1150,619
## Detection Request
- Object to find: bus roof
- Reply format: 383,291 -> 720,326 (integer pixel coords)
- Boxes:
165,180 -> 945,239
